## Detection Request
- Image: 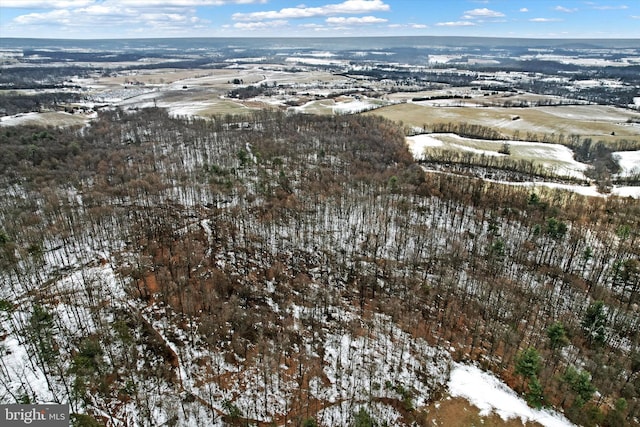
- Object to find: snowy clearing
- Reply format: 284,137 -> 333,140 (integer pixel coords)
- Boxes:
521,54 -> 635,67
1,329 -> 58,404
449,142 -> 507,157
0,111 -> 90,127
291,97 -> 387,115
611,186 -> 640,198
408,136 -> 640,199
419,166 -> 640,199
405,134 -> 444,159
0,111 -> 41,125
407,133 -> 590,180
613,150 -> 640,178
332,99 -> 382,114
448,363 -> 575,427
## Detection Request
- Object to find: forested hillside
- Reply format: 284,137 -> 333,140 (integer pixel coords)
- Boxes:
1,109 -> 639,426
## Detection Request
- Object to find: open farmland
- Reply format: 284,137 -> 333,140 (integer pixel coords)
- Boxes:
291,96 -> 391,115
0,110 -> 93,127
1,37 -> 639,201
89,66 -> 348,89
367,103 -> 640,145
386,89 -> 583,108
614,150 -> 640,178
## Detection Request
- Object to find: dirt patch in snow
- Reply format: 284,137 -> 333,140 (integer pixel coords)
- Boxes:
425,396 -> 545,427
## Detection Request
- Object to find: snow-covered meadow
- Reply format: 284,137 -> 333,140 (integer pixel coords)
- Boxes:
613,150 -> 640,178
448,363 -> 575,427
406,133 -> 590,180
407,133 -> 640,198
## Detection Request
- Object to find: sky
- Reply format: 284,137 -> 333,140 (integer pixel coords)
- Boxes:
0,0 -> 638,39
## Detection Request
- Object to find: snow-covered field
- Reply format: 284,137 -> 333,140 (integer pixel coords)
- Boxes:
613,150 -> 640,178
406,134 -> 445,159
507,139 -> 589,179
448,363 -> 575,427
411,98 -> 477,107
290,97 -> 387,115
406,133 -> 590,180
612,186 -> 640,198
332,99 -> 382,114
521,54 -> 637,67
0,111 -> 92,127
536,105 -> 634,122
0,111 -> 41,125
1,333 -> 58,403
407,134 -> 640,198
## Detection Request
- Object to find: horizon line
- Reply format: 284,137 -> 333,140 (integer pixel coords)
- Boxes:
2,35 -> 639,41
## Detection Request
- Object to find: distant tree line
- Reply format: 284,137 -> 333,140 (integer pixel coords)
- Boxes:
0,92 -> 83,116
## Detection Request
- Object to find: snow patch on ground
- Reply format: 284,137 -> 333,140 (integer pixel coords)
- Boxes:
448,363 -> 575,427
0,111 -> 41,125
449,143 -> 507,157
611,186 -> 640,198
411,98 -> 476,107
164,100 -> 217,117
613,150 -> 640,178
406,134 -> 444,159
508,139 -> 589,179
407,133 -> 589,180
332,99 -> 380,114
0,111 -> 90,127
0,330 -> 57,403
522,54 -> 634,67
484,175 -> 639,198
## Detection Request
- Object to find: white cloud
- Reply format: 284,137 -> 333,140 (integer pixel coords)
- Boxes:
232,0 -> 390,21
299,23 -> 326,29
76,4 -> 128,15
14,4 -> 136,25
461,8 -> 505,19
519,8 -> 529,12
590,4 -> 628,10
108,0 -> 265,5
554,6 -> 578,13
529,17 -> 563,22
386,23 -> 426,29
141,12 -> 188,22
0,0 -> 94,7
435,21 -> 476,27
233,19 -> 288,29
9,0 -> 214,32
14,9 -> 73,25
326,15 -> 387,25
0,0 -> 268,7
